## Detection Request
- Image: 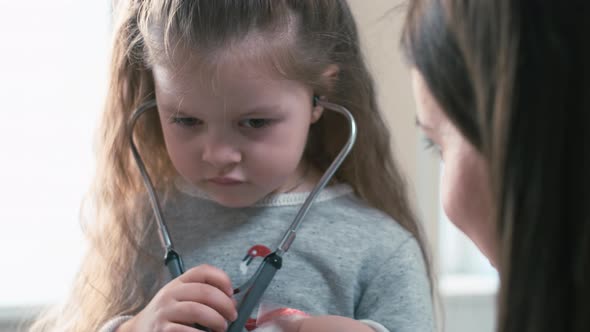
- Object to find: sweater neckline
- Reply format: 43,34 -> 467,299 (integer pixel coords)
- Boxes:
174,177 -> 354,207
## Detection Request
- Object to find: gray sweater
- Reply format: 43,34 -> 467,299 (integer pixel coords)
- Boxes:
101,178 -> 435,331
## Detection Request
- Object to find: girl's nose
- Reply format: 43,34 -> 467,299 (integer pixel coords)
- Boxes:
201,134 -> 242,169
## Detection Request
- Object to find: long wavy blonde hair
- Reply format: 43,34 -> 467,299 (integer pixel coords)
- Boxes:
30,1 -> 432,331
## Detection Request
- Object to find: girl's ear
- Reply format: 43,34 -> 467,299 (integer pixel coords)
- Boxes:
321,64 -> 340,92
311,95 -> 325,123
311,64 -> 340,124
322,64 -> 340,80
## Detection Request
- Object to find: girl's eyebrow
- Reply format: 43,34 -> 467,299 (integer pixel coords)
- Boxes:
241,104 -> 284,117
157,100 -> 194,115
158,102 -> 285,117
159,107 -> 192,117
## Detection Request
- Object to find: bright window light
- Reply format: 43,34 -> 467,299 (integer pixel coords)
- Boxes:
0,1 -> 110,307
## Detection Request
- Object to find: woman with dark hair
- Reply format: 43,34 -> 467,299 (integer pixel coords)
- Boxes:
402,0 -> 589,331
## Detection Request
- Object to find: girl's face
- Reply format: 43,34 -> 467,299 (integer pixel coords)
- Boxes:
411,69 -> 498,265
152,57 -> 324,208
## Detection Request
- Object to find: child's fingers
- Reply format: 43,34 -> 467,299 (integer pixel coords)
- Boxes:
177,264 -> 234,296
166,300 -> 230,332
171,282 -> 238,322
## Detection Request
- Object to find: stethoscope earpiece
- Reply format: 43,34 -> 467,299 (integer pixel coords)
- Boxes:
313,94 -> 320,107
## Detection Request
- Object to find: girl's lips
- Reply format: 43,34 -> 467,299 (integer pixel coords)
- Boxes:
208,177 -> 244,185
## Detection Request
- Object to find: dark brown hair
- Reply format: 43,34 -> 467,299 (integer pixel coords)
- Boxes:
402,0 -> 590,331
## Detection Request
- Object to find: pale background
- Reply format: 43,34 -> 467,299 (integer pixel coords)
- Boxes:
0,1 -> 496,331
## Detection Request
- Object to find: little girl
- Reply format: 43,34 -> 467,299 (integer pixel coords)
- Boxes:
30,1 -> 434,331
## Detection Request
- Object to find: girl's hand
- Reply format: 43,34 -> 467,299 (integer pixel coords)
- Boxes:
118,264 -> 237,332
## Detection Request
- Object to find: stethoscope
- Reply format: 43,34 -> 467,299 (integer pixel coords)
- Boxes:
129,97 -> 356,331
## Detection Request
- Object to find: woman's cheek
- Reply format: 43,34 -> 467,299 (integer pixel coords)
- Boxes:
440,158 -> 470,233
440,145 -> 494,245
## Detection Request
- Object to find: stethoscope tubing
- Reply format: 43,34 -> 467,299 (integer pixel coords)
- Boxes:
129,98 -> 357,331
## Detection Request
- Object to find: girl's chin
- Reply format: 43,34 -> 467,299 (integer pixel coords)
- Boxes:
206,191 -> 264,208
214,198 -> 257,208
202,182 -> 284,208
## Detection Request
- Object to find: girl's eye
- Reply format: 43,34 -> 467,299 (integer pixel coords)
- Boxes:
240,118 -> 272,129
170,117 -> 202,127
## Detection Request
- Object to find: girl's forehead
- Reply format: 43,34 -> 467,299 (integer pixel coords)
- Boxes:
153,60 -> 289,97
152,56 -> 311,113
153,45 -> 290,88
151,24 -> 304,79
